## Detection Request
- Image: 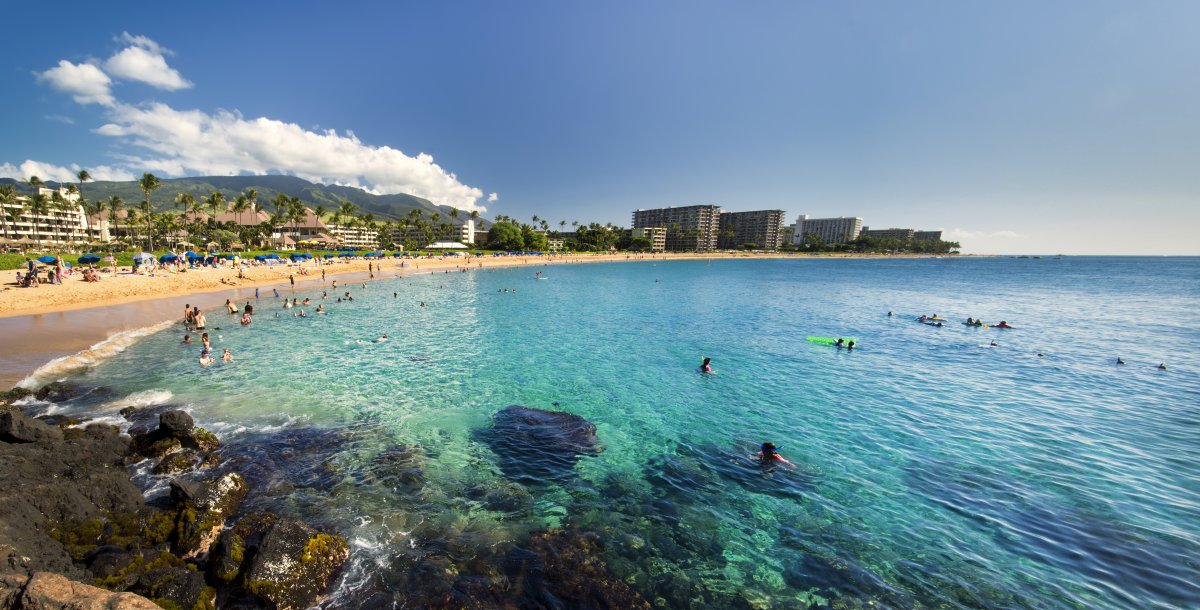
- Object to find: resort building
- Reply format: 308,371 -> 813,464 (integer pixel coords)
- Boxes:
327,224 -> 379,250
791,215 -> 863,246
547,237 -> 564,252
631,205 -> 720,251
459,219 -> 476,245
861,227 -> 944,242
717,210 -> 786,249
473,230 -> 490,245
861,227 -> 915,241
631,227 -> 666,252
0,186 -> 94,246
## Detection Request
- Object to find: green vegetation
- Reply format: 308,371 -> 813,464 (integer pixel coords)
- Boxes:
793,235 -> 961,254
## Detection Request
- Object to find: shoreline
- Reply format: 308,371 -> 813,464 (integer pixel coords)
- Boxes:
0,252 -> 945,388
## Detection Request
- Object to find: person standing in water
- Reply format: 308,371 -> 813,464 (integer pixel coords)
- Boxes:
700,357 -> 713,373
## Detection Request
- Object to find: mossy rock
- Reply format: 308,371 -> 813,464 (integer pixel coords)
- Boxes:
186,427 -> 220,452
244,517 -> 349,610
49,518 -> 106,561
154,451 -> 199,476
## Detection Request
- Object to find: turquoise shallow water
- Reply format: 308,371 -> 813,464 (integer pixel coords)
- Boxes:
28,256 -> 1200,609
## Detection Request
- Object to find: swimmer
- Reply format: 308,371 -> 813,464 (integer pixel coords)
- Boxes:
299,309 -> 307,318
994,321 -> 1013,329
283,299 -> 292,309
221,348 -> 233,362
316,304 -> 325,314
302,298 -> 311,305
1116,357 -> 1125,365
394,292 -> 397,298
990,341 -> 999,347
758,442 -> 793,467
887,311 -> 893,317
847,340 -> 856,351
199,350 -> 213,366
834,338 -> 845,348
240,312 -> 252,326
374,334 -> 388,343
182,334 -> 191,344
700,357 -> 713,373
1036,353 -> 1044,357
1158,363 -> 1168,370
201,333 -> 211,351
419,301 -> 426,307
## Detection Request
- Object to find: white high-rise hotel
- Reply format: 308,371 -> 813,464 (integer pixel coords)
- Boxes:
791,214 -> 863,246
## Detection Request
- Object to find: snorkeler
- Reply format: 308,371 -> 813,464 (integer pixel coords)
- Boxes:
758,442 -> 793,467
1116,357 -> 1125,365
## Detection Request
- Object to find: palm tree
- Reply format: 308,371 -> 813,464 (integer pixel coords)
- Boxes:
50,190 -> 68,245
106,196 -> 124,244
90,196 -> 107,243
232,195 -> 250,234
27,192 -> 50,246
203,192 -> 226,247
137,173 -> 161,250
76,170 -> 91,217
0,184 -> 18,240
175,192 -> 196,241
559,220 -> 566,235
244,188 -> 258,226
449,208 -> 459,220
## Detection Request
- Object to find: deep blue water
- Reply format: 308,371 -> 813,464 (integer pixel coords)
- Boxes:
26,256 -> 1200,609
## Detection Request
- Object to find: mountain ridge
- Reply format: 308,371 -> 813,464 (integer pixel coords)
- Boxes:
0,175 -> 478,224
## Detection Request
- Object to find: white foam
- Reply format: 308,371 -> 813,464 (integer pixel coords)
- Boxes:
102,389 -> 175,410
16,320 -> 175,390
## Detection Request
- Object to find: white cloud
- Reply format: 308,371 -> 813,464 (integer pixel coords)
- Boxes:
0,160 -> 136,183
104,33 -> 192,91
44,114 -> 75,125
96,103 -> 487,210
487,192 -> 498,203
35,60 -> 114,106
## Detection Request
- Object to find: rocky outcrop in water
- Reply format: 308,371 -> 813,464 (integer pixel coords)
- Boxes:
244,517 -> 349,610
476,406 -> 603,484
0,406 -> 142,578
1,391 -> 351,610
0,571 -> 160,609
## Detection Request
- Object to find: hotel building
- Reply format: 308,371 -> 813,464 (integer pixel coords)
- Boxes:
631,205 -> 720,251
717,210 -> 786,249
791,215 -> 863,246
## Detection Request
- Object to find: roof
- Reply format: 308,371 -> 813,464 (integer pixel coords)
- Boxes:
426,241 -> 468,249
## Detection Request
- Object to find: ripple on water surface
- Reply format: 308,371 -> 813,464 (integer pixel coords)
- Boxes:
42,257 -> 1200,609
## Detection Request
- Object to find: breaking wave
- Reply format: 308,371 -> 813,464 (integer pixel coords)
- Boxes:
15,320 -> 175,390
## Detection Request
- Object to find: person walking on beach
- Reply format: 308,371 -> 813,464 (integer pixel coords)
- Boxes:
322,269 -> 326,282
290,273 -> 295,287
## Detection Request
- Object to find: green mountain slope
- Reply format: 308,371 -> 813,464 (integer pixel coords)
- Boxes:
1,175 -> 474,223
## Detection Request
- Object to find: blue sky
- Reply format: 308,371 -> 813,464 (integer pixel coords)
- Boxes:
1,1 -> 1197,254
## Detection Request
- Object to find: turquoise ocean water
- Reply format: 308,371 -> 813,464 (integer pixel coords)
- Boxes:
24,257 -> 1200,609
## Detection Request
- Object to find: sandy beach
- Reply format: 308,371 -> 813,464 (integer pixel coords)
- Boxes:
1,252 -> 837,388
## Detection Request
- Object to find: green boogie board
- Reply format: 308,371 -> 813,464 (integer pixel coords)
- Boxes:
806,336 -> 856,345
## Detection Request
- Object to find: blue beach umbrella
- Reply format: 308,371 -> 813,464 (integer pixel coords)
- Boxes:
185,251 -> 202,259
159,254 -> 178,263
78,254 -> 101,264
266,253 -> 280,260
254,255 -> 267,261
37,255 -> 58,264
226,255 -> 237,260
323,253 -> 334,259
